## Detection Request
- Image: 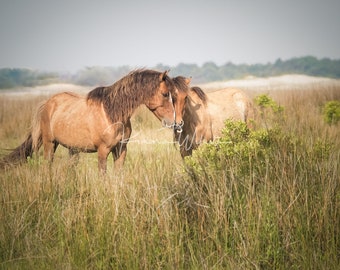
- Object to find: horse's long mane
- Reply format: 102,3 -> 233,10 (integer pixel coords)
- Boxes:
87,69 -> 174,123
190,86 -> 208,106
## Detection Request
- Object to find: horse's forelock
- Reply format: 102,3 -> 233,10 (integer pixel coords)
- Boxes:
173,76 -> 190,94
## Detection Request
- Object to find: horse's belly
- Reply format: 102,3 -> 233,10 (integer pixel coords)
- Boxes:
53,126 -> 97,152
51,118 -> 122,152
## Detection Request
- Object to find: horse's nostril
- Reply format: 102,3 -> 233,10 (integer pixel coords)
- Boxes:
174,122 -> 183,133
176,120 -> 184,127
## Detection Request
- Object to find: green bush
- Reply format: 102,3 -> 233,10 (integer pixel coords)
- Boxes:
254,94 -> 285,128
323,100 -> 340,125
184,120 -> 270,178
255,94 -> 284,113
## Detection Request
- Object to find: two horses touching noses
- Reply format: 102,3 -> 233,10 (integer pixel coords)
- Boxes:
2,69 -> 185,173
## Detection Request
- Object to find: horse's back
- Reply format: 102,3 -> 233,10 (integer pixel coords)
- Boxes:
49,91 -> 82,103
206,88 -> 254,137
208,88 -> 253,119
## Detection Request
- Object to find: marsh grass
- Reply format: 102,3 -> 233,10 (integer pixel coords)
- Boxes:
0,84 -> 340,269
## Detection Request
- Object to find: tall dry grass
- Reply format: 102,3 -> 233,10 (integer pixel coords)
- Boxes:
0,83 -> 339,269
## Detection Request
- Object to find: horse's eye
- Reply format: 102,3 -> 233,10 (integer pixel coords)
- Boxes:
162,92 -> 170,98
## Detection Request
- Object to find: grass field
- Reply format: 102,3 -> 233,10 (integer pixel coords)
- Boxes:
0,80 -> 339,269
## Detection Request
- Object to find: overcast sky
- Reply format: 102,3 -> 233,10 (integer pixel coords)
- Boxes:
0,0 -> 339,72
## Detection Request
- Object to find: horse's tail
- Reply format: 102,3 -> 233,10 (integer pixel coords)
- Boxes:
31,101 -> 44,153
0,134 -> 34,167
0,102 -> 44,168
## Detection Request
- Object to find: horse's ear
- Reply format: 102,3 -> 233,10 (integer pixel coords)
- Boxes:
185,77 -> 192,85
159,70 -> 170,81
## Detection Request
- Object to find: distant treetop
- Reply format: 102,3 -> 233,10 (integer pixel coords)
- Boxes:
1,56 -> 339,89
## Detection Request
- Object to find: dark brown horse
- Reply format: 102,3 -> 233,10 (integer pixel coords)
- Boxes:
3,69 -> 182,172
173,76 -> 254,157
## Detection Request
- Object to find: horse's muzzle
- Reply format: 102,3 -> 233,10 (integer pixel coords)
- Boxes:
162,118 -> 175,129
174,120 -> 184,133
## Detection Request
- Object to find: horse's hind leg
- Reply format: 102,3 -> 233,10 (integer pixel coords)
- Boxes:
40,110 -> 58,162
43,140 -> 58,161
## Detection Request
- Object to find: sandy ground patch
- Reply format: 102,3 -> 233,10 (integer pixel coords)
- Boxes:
0,83 -> 90,98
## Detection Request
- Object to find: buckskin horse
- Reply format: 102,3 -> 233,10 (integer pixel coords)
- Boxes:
3,69 -> 183,172
172,76 -> 254,157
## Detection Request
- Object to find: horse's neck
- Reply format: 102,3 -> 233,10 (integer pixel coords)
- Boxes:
183,100 -> 210,140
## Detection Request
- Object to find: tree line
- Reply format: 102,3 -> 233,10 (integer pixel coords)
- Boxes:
1,56 -> 340,89
0,68 -> 59,89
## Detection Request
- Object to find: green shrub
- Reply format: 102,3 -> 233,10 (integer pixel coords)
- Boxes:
323,100 -> 340,125
254,94 -> 285,128
184,120 -> 272,179
255,94 -> 284,113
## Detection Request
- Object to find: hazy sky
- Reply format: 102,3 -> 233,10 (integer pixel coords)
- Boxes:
0,0 -> 339,72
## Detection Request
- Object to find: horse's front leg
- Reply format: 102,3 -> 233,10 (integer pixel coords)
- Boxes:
112,120 -> 132,169
112,143 -> 127,170
97,145 -> 111,173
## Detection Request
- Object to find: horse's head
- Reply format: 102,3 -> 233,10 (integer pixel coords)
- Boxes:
172,76 -> 192,133
145,70 -> 177,128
